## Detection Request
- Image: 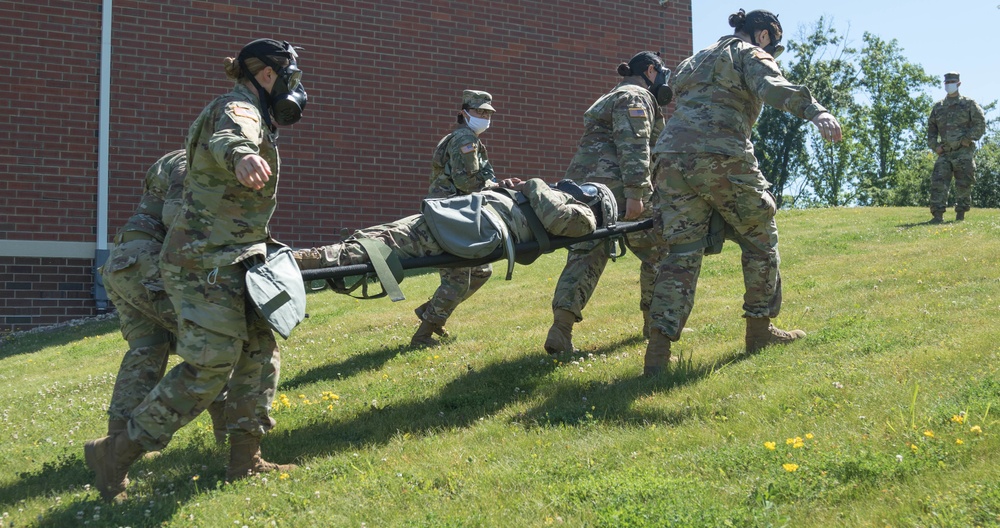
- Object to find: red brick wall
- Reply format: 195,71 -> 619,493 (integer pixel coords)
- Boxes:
1,0 -> 693,332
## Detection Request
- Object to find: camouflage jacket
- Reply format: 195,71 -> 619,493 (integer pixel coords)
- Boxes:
162,83 -> 280,269
427,123 -> 496,199
117,149 -> 186,243
927,94 -> 986,152
483,179 -> 596,242
564,77 -> 664,200
655,36 -> 827,165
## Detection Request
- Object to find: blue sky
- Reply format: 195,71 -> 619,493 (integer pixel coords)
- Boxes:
691,2 -> 996,109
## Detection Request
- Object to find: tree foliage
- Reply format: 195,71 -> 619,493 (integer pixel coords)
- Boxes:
753,18 -> 855,207
851,33 -> 937,206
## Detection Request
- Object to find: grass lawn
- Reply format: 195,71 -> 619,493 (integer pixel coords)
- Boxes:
1,206 -> 998,527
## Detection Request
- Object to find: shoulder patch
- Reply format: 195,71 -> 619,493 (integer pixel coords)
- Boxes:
628,107 -> 648,118
227,103 -> 260,123
752,49 -> 774,62
460,143 -> 477,154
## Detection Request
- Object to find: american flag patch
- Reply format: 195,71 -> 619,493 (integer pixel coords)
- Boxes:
460,143 -> 477,154
628,107 -> 647,118
229,104 -> 259,122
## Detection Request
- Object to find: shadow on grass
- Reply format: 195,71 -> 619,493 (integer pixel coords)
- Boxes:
521,341 -> 759,428
272,352 -> 561,460
896,219 -> 957,229
0,317 -> 119,359
0,439 -> 230,528
272,335 -> 758,463
279,342 -> 413,390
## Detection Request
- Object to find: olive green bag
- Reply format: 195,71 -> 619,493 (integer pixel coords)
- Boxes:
244,243 -> 307,339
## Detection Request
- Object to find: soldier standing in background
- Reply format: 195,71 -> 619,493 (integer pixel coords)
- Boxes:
927,72 -> 986,223
411,90 -> 500,347
544,51 -> 668,355
646,9 -> 842,376
85,38 -> 307,502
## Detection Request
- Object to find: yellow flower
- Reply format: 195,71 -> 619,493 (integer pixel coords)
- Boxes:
279,473 -> 290,480
805,433 -> 814,439
956,438 -> 964,445
970,425 -> 982,434
792,440 -> 805,449
785,438 -> 795,445
951,414 -> 965,424
192,475 -> 199,481
923,430 -> 934,438
764,441 -> 776,451
782,463 -> 799,472
910,444 -> 919,453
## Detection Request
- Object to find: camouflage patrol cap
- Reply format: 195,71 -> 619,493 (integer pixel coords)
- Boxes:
944,72 -> 960,82
462,90 -> 496,112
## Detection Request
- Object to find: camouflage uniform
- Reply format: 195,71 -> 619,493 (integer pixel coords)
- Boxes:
650,36 -> 828,340
420,90 -> 498,326
551,77 -> 665,321
296,179 -> 597,269
101,150 -> 185,423
927,73 -> 986,217
102,149 -> 279,435
126,83 -> 282,451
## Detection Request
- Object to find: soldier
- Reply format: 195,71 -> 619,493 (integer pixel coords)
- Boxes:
646,9 -> 842,375
294,178 -> 615,273
85,38 -> 307,502
412,90 -> 500,347
927,72 -> 986,223
100,150 -> 278,446
544,51 -> 668,355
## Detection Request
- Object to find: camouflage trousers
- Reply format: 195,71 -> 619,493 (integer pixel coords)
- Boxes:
126,262 -> 278,451
650,153 -> 782,341
101,238 -> 174,422
304,215 -> 491,325
551,178 -> 658,321
930,149 -> 976,214
423,265 -> 492,325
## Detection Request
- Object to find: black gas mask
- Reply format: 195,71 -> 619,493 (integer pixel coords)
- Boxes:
267,61 -> 308,126
650,64 -> 673,106
631,51 -> 673,107
238,39 -> 308,129
743,9 -> 784,58
752,29 -> 784,58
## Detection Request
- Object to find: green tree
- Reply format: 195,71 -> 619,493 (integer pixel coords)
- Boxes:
972,105 -> 1000,208
752,18 -> 856,207
852,33 -> 937,206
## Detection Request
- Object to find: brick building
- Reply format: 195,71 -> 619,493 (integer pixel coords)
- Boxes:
0,0 -> 692,332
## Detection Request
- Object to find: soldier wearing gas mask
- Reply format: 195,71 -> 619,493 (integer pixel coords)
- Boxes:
85,38 -> 307,502
646,8 -> 842,376
544,51 -> 669,357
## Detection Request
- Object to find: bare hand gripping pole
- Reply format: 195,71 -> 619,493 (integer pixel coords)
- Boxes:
300,218 -> 655,283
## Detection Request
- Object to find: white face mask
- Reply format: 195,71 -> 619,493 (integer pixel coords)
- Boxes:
945,83 -> 959,95
464,110 -> 491,135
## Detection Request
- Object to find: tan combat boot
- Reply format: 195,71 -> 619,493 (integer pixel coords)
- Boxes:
930,212 -> 943,224
410,320 -> 444,347
745,317 -> 806,354
544,309 -> 578,354
643,328 -> 672,376
84,432 -> 145,502
207,400 -> 229,445
414,302 -> 448,337
226,433 -> 297,481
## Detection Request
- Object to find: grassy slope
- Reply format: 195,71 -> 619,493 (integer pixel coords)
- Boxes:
1,206 -> 998,527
